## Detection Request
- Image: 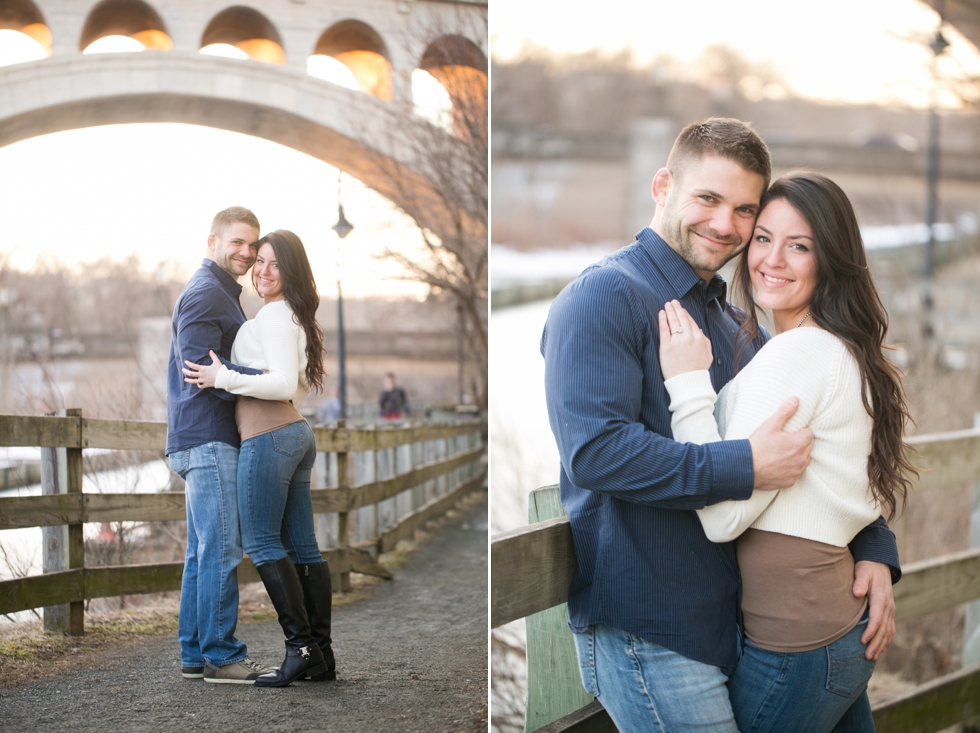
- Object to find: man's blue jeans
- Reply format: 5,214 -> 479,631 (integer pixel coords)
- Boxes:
169,442 -> 248,668
572,624 -> 740,732
238,420 -> 322,567
728,618 -> 876,733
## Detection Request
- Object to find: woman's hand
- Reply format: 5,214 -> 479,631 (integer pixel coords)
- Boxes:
183,350 -> 222,389
658,300 -> 714,380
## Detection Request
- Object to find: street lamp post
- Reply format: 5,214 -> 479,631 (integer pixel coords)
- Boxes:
332,172 -> 354,420
923,25 -> 949,348
456,303 -> 464,405
925,28 -> 949,280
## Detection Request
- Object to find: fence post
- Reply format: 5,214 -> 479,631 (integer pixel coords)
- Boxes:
41,408 -> 84,635
65,408 -> 84,635
41,409 -> 69,632
336,420 -> 351,593
524,485 -> 593,733
963,416 -> 980,733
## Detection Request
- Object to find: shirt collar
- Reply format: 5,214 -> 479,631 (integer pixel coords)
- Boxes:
202,258 -> 244,297
636,227 -> 728,306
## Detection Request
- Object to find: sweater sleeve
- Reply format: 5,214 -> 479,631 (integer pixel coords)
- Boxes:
663,369 -> 779,541
673,333 -> 834,543
214,303 -> 300,400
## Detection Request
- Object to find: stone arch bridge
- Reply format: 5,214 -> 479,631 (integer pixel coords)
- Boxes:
0,0 -> 488,233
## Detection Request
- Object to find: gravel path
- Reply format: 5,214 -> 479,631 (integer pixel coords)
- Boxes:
0,499 -> 489,732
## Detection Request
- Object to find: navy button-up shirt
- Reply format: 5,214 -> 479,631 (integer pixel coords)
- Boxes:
541,228 -> 900,668
166,259 -> 262,455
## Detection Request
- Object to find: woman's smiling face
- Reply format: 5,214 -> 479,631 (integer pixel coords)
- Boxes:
254,242 -> 283,301
748,198 -> 819,332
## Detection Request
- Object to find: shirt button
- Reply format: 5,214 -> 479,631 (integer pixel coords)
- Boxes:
717,358 -> 722,365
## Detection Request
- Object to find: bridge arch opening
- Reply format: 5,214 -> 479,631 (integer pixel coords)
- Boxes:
200,6 -> 285,65
310,20 -> 392,101
0,0 -> 51,55
79,0 -> 172,53
418,35 -> 487,140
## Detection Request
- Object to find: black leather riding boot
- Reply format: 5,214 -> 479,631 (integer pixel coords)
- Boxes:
254,557 -> 327,687
296,561 -> 336,681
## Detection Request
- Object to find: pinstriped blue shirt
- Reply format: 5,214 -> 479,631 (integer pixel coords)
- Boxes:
166,260 -> 263,455
541,228 -> 900,668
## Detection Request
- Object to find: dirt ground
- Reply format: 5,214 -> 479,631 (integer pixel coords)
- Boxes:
0,498 -> 489,733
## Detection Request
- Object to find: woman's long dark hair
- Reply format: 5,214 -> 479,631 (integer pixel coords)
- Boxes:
732,171 -> 915,520
253,229 -> 325,394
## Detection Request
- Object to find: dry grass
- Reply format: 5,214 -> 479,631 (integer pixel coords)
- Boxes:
0,489 -> 486,686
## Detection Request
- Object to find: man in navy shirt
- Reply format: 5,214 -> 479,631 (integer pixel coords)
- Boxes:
166,207 -> 271,684
542,119 -> 900,730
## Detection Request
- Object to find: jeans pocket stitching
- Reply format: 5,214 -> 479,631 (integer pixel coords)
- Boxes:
588,626 -> 600,698
273,433 -> 304,457
825,643 -> 875,697
168,450 -> 190,478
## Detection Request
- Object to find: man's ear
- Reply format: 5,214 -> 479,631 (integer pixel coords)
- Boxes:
206,232 -> 217,252
652,168 -> 672,207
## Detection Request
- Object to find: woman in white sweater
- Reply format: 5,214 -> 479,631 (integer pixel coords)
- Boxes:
658,172 -> 915,733
184,230 -> 334,688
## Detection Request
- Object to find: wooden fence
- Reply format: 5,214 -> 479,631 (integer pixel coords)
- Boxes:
0,411 -> 486,635
491,428 -> 980,733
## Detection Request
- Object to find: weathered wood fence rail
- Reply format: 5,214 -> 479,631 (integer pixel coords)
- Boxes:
0,411 -> 486,635
491,427 -> 980,733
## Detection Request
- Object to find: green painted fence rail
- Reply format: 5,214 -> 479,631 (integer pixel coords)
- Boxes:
491,427 -> 980,733
0,412 -> 486,631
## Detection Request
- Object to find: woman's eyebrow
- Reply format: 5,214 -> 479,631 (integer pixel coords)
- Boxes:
754,225 -> 813,240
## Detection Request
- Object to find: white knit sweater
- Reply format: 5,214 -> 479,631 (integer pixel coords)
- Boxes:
664,328 -> 879,547
213,299 -> 311,407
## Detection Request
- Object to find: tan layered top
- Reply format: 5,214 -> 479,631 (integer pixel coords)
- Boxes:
214,299 -> 309,440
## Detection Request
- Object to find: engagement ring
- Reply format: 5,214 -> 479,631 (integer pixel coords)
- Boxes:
673,328 -> 684,334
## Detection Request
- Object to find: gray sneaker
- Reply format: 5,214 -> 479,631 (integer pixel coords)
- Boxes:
203,658 -> 274,684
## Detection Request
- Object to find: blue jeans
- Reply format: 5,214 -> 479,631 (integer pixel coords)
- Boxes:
728,618 -> 876,733
169,442 -> 248,668
573,624 -> 739,732
238,420 -> 322,567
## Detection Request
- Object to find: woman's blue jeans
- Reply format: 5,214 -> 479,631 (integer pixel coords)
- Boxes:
238,420 -> 323,567
728,617 -> 876,733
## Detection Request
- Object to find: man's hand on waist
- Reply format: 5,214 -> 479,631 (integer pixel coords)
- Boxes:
749,397 -> 814,491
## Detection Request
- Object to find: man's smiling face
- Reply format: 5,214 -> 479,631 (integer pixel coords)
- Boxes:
208,221 -> 259,278
653,154 -> 766,280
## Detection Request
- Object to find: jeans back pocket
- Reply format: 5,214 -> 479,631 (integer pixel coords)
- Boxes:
573,627 -> 600,698
273,432 -> 304,457
168,450 -> 190,479
825,621 -> 875,697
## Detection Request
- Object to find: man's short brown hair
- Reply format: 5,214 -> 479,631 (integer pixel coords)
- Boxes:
666,118 -> 771,190
211,206 -> 260,236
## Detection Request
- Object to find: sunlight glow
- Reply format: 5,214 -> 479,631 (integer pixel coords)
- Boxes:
0,124 -> 430,299
490,0 -> 980,110
199,43 -> 249,60
83,35 -> 146,54
0,29 -> 49,68
412,70 -> 453,132
307,55 -> 360,90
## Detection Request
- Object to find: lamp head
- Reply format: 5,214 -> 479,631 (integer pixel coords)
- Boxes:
332,204 -> 354,239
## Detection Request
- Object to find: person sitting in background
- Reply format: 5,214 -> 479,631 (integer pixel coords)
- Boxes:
379,372 -> 407,420
316,385 -> 342,424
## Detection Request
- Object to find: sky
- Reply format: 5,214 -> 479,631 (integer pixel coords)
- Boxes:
490,0 -> 980,109
0,123 -> 429,299
0,33 -> 454,299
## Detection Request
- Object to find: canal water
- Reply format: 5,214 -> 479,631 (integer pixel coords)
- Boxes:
0,455 -> 174,621
490,300 -> 561,534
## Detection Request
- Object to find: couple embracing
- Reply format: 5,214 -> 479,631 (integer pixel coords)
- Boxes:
542,119 -> 916,732
165,207 -> 335,687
